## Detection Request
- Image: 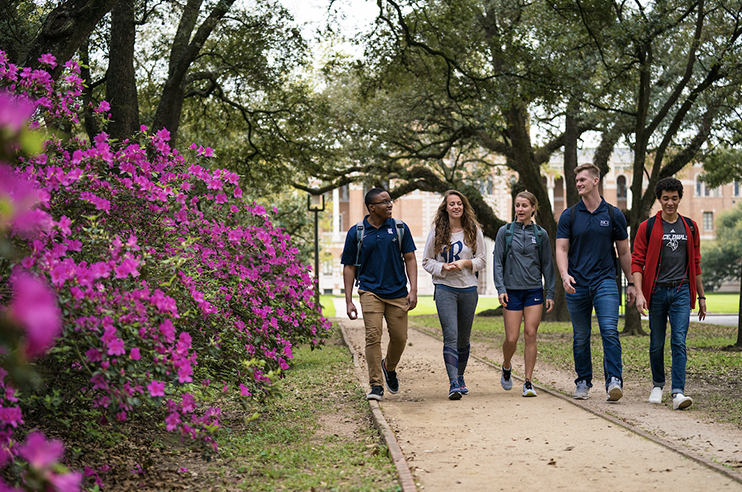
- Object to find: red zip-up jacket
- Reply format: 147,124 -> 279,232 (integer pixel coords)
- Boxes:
631,211 -> 702,309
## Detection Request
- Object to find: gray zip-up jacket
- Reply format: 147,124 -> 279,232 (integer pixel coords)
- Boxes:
493,221 -> 556,300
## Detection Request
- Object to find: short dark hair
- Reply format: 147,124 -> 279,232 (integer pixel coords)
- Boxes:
365,187 -> 388,210
655,177 -> 684,200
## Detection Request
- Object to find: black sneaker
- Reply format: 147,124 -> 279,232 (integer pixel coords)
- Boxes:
382,358 -> 399,394
367,385 -> 384,401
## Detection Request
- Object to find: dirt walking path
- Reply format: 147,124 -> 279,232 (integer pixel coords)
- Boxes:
337,318 -> 742,491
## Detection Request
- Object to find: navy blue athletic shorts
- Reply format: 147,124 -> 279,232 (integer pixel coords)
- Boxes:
504,288 -> 544,311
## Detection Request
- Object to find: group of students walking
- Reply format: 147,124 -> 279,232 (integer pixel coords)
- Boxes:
341,163 -> 706,411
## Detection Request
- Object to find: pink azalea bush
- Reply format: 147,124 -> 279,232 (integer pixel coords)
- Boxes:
0,51 -> 330,490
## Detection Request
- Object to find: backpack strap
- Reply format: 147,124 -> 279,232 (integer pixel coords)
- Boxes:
503,221 -> 516,263
354,221 -> 364,286
534,224 -> 543,265
645,215 -> 657,243
682,215 -> 695,235
393,218 -> 405,256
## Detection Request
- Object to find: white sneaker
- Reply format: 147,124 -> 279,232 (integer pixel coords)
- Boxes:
648,387 -> 663,404
673,393 -> 693,410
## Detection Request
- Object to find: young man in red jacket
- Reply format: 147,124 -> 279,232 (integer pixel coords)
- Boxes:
632,177 -> 707,410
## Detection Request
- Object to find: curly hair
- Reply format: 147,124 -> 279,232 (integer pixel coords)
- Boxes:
433,190 -> 481,256
655,177 -> 684,200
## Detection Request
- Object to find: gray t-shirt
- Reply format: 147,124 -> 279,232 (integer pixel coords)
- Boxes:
656,218 -> 688,283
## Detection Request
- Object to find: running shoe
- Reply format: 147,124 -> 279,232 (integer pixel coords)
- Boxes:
606,376 -> 623,402
382,358 -> 399,394
457,375 -> 469,395
573,380 -> 590,400
500,366 -> 513,390
448,380 -> 463,400
522,380 -> 537,397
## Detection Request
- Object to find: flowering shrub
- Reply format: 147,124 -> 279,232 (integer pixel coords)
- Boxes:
0,51 -> 330,490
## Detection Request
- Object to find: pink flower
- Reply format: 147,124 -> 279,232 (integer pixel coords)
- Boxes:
129,348 -> 141,360
165,412 -> 180,431
106,337 -> 125,356
147,380 -> 165,397
38,54 -> 57,68
97,101 -> 110,113
159,319 -> 175,343
9,272 -> 62,359
0,92 -> 35,133
18,431 -> 63,469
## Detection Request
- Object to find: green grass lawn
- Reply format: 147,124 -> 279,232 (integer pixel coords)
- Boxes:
705,292 -> 740,314
320,294 -> 502,318
323,292 -> 739,317
214,326 -> 400,491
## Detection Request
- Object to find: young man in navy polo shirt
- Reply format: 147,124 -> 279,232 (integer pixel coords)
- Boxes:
341,188 -> 418,401
556,164 -> 636,401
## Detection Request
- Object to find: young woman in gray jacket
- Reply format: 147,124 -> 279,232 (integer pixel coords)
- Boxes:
422,190 -> 486,400
493,191 -> 555,397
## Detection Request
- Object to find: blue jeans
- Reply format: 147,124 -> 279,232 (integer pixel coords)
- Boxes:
566,277 -> 621,389
649,283 -> 691,394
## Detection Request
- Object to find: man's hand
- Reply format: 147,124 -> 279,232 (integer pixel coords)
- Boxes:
562,274 -> 576,294
698,298 -> 707,321
626,285 -> 637,307
635,293 -> 647,316
545,299 -> 554,313
498,293 -> 508,308
347,301 -> 358,320
407,291 -> 418,311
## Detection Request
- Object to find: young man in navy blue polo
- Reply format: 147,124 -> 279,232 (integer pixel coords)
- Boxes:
556,164 -> 636,402
341,188 -> 418,401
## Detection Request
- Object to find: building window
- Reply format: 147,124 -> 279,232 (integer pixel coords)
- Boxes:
696,177 -> 702,196
322,260 -> 334,276
703,211 -> 714,231
734,179 -> 740,197
617,176 -> 627,199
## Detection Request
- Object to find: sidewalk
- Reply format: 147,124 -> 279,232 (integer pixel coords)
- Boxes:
337,317 -> 742,491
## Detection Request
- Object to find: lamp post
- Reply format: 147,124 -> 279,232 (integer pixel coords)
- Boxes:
307,194 -> 325,310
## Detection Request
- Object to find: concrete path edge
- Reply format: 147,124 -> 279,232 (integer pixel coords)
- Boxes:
338,322 -> 417,492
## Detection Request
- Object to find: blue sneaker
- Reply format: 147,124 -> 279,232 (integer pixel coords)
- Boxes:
457,375 -> 469,395
500,366 -> 513,390
448,380 -> 463,400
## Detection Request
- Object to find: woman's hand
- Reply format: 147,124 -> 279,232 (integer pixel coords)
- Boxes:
498,293 -> 508,308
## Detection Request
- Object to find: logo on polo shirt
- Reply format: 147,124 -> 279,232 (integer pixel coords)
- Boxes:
388,228 -> 394,234
600,220 -> 610,227
531,237 -> 537,244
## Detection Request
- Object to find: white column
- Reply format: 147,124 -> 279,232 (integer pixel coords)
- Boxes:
332,187 -> 340,242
